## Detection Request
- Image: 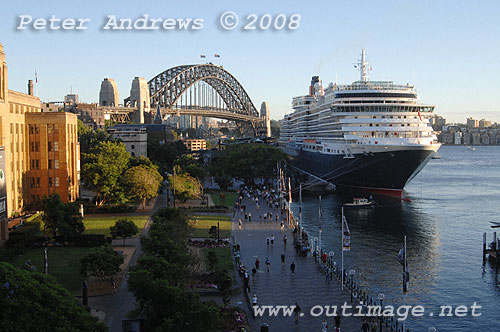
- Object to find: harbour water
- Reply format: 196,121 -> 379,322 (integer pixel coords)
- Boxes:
294,145 -> 500,331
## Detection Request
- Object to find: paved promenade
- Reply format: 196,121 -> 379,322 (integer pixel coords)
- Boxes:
233,193 -> 363,332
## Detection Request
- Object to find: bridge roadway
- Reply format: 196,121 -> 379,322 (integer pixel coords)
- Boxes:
97,105 -> 263,123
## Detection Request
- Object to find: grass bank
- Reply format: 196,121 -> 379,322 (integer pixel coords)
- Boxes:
190,215 -> 231,238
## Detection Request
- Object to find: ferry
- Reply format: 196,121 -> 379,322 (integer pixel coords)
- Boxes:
279,50 -> 441,197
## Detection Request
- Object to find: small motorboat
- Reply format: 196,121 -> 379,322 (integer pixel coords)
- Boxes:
344,197 -> 375,207
431,153 -> 442,159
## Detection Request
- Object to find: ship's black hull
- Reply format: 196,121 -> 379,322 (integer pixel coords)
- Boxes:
285,148 -> 436,197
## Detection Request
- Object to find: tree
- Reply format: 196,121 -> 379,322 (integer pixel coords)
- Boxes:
207,251 -> 218,272
0,262 -> 107,332
213,171 -> 233,191
42,194 -> 84,241
79,246 -> 124,288
110,219 -> 139,245
78,120 -> 115,156
123,165 -> 162,209
147,140 -> 187,176
168,170 -> 202,202
209,143 -> 287,185
82,141 -> 130,206
127,207 -> 224,331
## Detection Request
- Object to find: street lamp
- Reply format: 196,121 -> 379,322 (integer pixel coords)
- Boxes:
349,269 -> 356,302
378,293 -> 385,332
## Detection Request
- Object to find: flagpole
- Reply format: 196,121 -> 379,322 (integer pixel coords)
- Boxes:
299,183 -> 302,238
318,195 -> 322,253
341,206 -> 344,290
403,235 -> 408,293
288,177 -> 291,226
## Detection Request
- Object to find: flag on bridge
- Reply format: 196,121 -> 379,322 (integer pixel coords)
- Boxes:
214,54 -> 221,58
200,54 -> 206,58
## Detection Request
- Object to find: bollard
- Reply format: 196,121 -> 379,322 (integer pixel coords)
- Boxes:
260,322 -> 269,332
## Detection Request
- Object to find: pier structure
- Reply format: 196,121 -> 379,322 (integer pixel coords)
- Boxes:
483,231 -> 500,263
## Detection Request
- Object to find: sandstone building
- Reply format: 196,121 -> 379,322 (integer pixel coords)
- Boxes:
0,42 -> 79,242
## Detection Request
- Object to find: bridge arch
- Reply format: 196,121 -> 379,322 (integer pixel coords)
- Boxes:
148,64 -> 260,122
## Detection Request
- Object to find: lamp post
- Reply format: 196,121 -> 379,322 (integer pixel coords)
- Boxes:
378,293 -> 385,332
349,269 -> 356,302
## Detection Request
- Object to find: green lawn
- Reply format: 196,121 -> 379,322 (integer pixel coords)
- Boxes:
202,247 -> 236,286
190,215 -> 231,238
12,247 -> 90,295
208,191 -> 238,209
83,215 -> 149,237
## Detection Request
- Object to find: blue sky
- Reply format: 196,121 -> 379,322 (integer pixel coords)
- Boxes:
1,0 -> 500,123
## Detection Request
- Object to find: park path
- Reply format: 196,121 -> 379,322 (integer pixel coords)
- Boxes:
88,188 -> 168,332
232,192 -> 364,332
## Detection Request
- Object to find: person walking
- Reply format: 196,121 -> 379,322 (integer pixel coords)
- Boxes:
248,212 -> 252,222
255,258 -> 260,270
294,302 -> 302,324
111,277 -> 117,294
361,319 -> 370,332
334,314 -> 341,330
281,253 -> 285,264
321,319 -> 329,332
265,257 -> 270,272
283,235 -> 287,245
370,319 -> 378,332
270,235 -> 275,245
244,273 -> 251,293
290,261 -> 296,274
252,294 -> 258,306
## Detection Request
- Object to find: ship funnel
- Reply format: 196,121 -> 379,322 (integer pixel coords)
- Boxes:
310,76 -> 323,96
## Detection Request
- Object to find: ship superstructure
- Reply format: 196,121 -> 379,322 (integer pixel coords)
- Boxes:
279,50 -> 440,196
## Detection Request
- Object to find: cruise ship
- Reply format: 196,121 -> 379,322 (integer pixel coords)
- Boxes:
279,50 -> 441,197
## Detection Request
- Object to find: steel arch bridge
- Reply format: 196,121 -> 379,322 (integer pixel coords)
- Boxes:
148,64 -> 265,131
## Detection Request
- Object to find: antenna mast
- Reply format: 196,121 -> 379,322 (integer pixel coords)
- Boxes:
358,49 -> 369,82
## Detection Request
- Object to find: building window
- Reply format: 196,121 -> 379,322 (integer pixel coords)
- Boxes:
10,123 -> 13,134
131,145 -> 135,149
55,177 -> 59,187
47,124 -> 52,134
48,160 -> 52,169
36,177 -> 40,188
48,142 -> 52,152
54,142 -> 59,151
54,159 -> 59,169
30,177 -> 35,188
35,160 -> 40,169
48,177 -> 52,187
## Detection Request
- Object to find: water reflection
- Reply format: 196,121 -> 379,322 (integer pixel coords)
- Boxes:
293,192 -> 440,325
